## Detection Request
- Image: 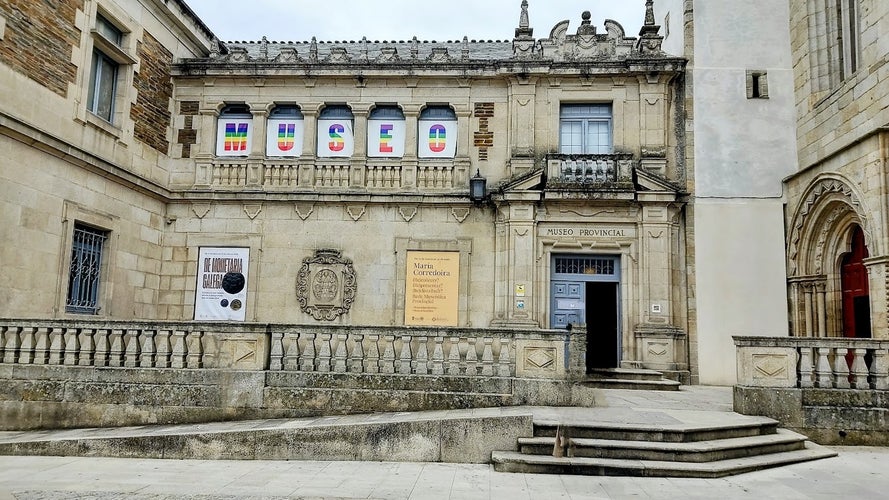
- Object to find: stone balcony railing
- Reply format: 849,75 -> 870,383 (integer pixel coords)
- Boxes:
734,336 -> 889,390
0,319 -> 585,380
200,158 -> 469,193
545,153 -> 635,188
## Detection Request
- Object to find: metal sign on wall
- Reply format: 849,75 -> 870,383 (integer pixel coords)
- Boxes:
404,251 -> 460,326
194,247 -> 249,321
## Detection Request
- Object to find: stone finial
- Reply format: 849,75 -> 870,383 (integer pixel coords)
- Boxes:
577,11 -> 596,35
515,0 -> 533,38
210,36 -> 220,58
410,36 -> 419,59
645,0 -> 656,26
361,36 -> 369,61
636,0 -> 663,54
462,36 -> 470,60
309,36 -> 318,61
260,36 -> 269,60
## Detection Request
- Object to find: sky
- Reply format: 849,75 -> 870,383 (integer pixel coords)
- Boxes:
184,1 -> 646,43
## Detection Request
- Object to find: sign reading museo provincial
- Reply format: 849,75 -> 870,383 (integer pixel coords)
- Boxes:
404,251 -> 459,327
195,247 -> 249,321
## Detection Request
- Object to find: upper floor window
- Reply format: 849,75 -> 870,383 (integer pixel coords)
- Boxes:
66,223 -> 109,315
837,0 -> 861,79
87,15 -> 123,122
266,105 -> 304,157
418,105 -> 457,159
317,105 -> 354,158
368,105 -> 405,158
559,104 -> 612,155
216,104 -> 253,156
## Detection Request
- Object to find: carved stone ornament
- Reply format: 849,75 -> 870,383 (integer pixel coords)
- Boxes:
296,249 -> 357,321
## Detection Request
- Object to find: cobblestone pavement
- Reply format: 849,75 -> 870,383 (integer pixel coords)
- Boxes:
1,447 -> 888,500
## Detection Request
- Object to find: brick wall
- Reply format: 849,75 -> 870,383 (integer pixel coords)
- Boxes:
131,31 -> 173,154
0,0 -> 83,97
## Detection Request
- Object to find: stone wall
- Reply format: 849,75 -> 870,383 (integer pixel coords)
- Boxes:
132,31 -> 173,154
0,0 -> 82,97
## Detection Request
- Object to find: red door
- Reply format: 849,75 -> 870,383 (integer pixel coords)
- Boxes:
841,226 -> 871,338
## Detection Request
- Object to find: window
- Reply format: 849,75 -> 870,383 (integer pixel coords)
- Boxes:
746,71 -> 769,99
216,104 -> 253,156
418,105 -> 457,158
66,223 -> 109,314
368,105 -> 405,158
266,105 -> 303,157
837,0 -> 861,79
317,105 -> 354,157
559,104 -> 612,155
87,15 -> 122,122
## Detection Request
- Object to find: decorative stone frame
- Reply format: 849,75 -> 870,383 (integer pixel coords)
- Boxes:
394,238 -> 472,327
296,249 -> 357,321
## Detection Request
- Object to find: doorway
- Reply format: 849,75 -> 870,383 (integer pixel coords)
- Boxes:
841,226 -> 871,338
550,255 -> 621,372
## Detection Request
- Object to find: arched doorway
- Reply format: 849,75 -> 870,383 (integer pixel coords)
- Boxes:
840,225 -> 871,338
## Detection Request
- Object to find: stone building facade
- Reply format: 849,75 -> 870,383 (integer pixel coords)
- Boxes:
783,0 -> 889,341
0,0 -> 695,383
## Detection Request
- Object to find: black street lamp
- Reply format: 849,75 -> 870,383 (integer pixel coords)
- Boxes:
469,169 -> 487,203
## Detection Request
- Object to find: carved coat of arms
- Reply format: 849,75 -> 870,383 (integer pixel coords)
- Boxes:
296,249 -> 356,321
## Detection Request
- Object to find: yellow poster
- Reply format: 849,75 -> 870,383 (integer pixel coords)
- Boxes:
405,251 -> 460,326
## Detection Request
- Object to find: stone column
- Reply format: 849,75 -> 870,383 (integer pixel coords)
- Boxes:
299,102 -> 321,187
350,103 -> 371,188
815,280 -> 827,337
247,106 -> 268,187
491,194 -> 539,328
864,257 -> 889,338
193,108 -> 219,187
508,77 -> 537,175
637,202 -> 674,325
402,103 -> 421,189
803,282 -> 814,336
454,104 -> 472,187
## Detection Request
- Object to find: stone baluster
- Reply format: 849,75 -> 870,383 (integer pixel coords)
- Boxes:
850,348 -> 869,389
815,347 -> 833,388
171,330 -> 188,368
399,335 -> 412,374
108,330 -> 125,367
140,330 -> 156,368
381,335 -> 396,374
833,348 -> 851,389
498,339 -> 511,377
2,326 -> 20,364
481,338 -> 495,376
186,331 -> 203,368
124,330 -> 140,367
365,335 -> 380,374
432,337 -> 445,375
48,328 -> 64,365
33,327 -> 50,365
300,333 -> 316,372
465,338 -> 478,376
63,328 -> 79,366
268,330 -> 284,371
0,326 -> 7,361
318,333 -> 333,372
18,327 -> 35,364
798,347 -> 815,388
447,337 -> 462,375
155,330 -> 171,368
349,334 -> 364,373
334,334 -> 348,373
94,329 -> 110,367
283,332 -> 300,370
414,337 -> 429,375
872,349 -> 888,390
77,328 -> 94,366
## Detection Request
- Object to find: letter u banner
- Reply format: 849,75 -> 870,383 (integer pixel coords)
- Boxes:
317,119 -> 355,157
418,119 -> 457,158
216,119 -> 253,156
266,119 -> 304,157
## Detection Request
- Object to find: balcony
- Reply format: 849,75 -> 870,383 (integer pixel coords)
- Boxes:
545,153 -> 635,189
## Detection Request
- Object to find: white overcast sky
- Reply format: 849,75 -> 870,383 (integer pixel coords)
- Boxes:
184,1 -> 646,42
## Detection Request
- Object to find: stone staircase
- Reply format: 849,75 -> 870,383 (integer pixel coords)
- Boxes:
491,416 -> 837,478
578,368 -> 681,391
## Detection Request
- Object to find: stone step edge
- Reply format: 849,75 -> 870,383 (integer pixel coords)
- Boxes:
581,378 -> 680,386
518,428 -> 807,453
531,417 -> 779,435
491,442 -> 838,478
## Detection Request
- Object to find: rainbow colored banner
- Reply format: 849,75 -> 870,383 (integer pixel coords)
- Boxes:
266,119 -> 304,157
367,120 -> 406,158
418,120 -> 457,158
216,119 -> 252,156
316,119 -> 354,157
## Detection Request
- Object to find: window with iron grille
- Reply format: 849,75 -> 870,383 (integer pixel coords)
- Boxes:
66,223 -> 109,314
554,256 -> 616,276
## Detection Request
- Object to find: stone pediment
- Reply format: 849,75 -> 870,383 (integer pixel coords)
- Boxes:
498,168 -> 545,192
635,168 -> 681,194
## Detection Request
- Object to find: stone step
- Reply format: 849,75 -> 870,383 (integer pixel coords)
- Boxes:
587,368 -> 672,381
518,429 -> 807,462
580,378 -> 681,391
491,442 -> 838,478
532,418 -> 780,442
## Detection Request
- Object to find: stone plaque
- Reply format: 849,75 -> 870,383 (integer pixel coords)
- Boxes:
296,249 -> 356,321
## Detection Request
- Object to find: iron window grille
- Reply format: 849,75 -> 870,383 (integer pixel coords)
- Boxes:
66,224 -> 109,314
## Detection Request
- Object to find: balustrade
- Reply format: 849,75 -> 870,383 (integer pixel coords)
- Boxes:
546,153 -> 635,186
735,336 -> 889,390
